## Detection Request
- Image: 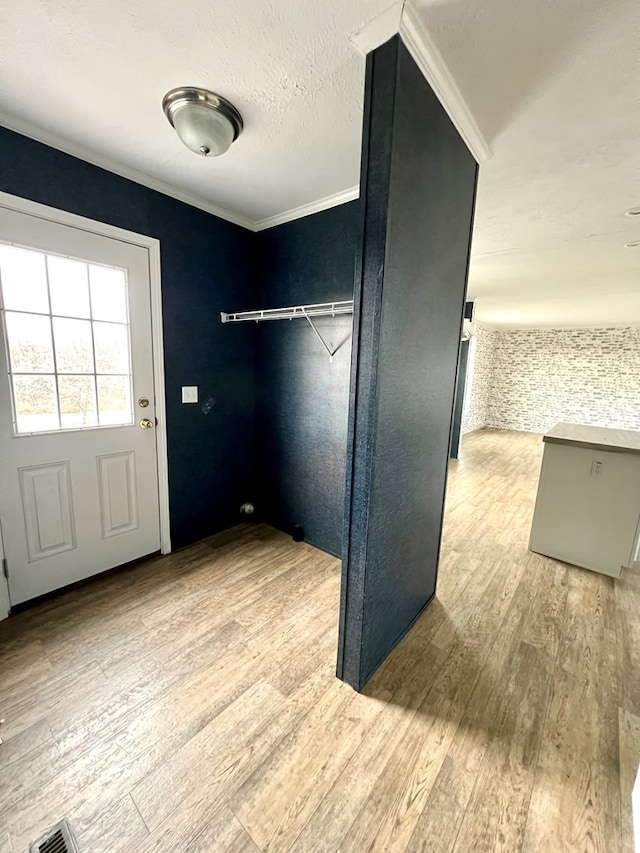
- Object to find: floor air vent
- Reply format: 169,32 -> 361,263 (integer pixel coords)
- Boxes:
30,819 -> 79,853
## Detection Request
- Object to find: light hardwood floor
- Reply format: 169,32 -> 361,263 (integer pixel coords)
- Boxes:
1,428 -> 638,852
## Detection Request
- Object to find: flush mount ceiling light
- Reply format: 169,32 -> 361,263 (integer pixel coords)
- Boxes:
162,87 -> 243,157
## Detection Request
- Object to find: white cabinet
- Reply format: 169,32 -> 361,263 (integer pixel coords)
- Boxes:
529,423 -> 640,578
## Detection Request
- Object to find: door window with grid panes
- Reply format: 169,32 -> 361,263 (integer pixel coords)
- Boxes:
0,243 -> 133,434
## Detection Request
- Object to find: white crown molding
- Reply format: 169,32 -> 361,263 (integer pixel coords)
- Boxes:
399,5 -> 492,164
1,12 -> 489,239
0,111 -> 256,231
349,1 -> 405,55
346,1 -> 491,164
0,112 -> 361,233
253,186 -> 360,232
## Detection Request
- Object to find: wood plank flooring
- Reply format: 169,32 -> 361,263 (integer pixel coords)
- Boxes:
1,428 -> 638,852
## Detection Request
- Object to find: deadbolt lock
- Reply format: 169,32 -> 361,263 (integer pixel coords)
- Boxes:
139,418 -> 154,430
138,397 -> 150,408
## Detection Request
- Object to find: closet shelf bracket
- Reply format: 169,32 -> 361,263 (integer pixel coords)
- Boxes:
220,300 -> 354,361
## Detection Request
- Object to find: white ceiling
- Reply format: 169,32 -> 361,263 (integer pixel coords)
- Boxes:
0,0 -> 638,326
423,0 -> 640,328
0,0 -> 384,227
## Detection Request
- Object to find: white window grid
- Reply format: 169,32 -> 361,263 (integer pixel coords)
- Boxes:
0,243 -> 134,435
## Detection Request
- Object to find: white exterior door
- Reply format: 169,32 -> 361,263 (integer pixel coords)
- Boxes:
0,206 -> 161,605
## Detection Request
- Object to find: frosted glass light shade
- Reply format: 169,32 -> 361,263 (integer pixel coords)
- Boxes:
172,104 -> 235,157
162,87 -> 243,158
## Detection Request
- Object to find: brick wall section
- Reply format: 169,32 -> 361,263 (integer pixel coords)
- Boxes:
463,325 -> 640,435
462,325 -> 497,433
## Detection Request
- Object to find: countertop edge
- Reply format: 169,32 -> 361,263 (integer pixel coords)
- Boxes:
543,435 -> 640,455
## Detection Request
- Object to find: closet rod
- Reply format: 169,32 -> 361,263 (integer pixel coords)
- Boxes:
220,300 -> 353,324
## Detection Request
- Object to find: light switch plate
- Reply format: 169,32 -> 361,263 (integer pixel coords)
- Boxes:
182,386 -> 198,404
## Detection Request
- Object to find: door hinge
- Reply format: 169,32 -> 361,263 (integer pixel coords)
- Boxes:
2,557 -> 8,579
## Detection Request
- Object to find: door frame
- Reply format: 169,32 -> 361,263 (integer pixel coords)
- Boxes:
0,190 -> 171,615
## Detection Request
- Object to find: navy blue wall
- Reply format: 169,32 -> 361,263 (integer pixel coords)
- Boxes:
0,126 -> 258,550
254,203 -> 360,556
450,340 -> 470,459
450,301 -> 474,458
338,37 -> 478,690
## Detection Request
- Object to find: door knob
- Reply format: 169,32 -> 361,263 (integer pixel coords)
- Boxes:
139,418 -> 154,430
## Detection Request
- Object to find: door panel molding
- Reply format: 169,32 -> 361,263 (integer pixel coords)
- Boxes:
19,461 -> 77,561
97,451 -> 139,539
0,190 -> 171,615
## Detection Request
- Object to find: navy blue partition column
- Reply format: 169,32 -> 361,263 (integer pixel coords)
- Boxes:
337,37 -> 478,690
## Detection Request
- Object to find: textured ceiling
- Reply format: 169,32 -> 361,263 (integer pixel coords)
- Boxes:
0,0 -> 389,225
417,0 -> 640,327
0,0 -> 638,326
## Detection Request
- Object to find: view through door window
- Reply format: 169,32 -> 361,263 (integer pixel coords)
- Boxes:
0,243 -> 133,434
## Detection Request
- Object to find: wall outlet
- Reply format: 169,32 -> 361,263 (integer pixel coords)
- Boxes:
591,460 -> 603,479
181,386 -> 198,404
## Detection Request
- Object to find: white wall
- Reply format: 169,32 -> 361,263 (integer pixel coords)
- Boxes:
463,325 -> 640,435
0,580 -> 8,620
0,529 -> 9,619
